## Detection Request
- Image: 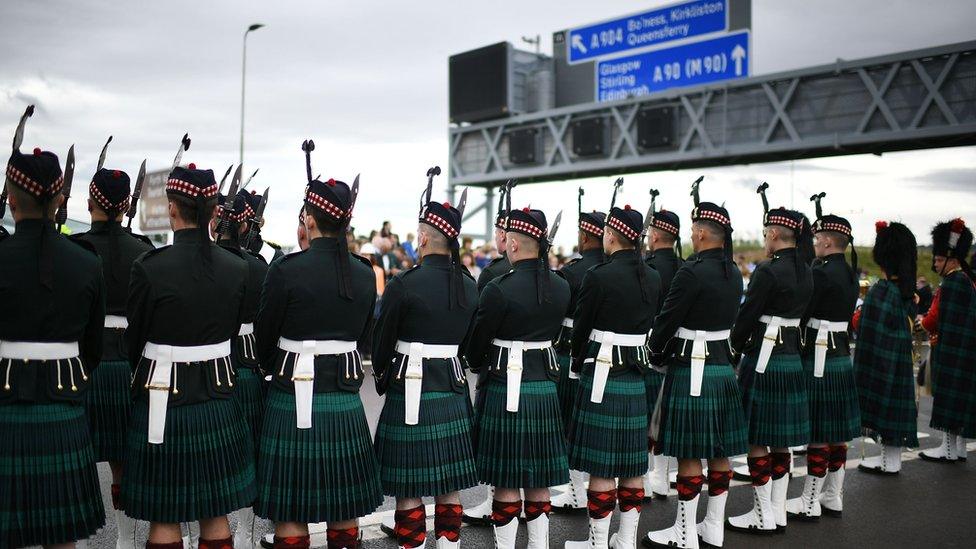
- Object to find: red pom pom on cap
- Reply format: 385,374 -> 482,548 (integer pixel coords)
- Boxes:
624,204 -> 632,211
113,170 -> 121,178
875,220 -> 889,233
327,178 -> 336,187
33,147 -> 42,155
188,162 -> 196,170
443,202 -> 451,208
522,207 -> 531,212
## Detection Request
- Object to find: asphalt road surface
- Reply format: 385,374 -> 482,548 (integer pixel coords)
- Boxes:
75,369 -> 974,548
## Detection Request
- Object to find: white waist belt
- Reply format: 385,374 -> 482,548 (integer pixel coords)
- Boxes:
806,318 -> 849,378
562,318 -> 574,328
0,340 -> 80,361
395,340 -> 460,425
756,316 -> 802,374
278,337 -> 357,429
492,339 -> 552,413
105,315 -> 128,329
141,340 -> 231,445
587,330 -> 647,404
238,323 -> 254,336
676,328 -> 731,397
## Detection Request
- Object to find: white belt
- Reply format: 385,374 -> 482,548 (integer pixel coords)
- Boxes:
105,315 -> 128,329
238,323 -> 254,336
755,315 -> 801,374
586,330 -> 647,404
562,318 -> 574,328
806,318 -> 849,378
676,328 -> 731,397
141,340 -> 231,445
0,340 -> 80,361
278,337 -> 358,429
492,339 -> 552,413
395,340 -> 460,425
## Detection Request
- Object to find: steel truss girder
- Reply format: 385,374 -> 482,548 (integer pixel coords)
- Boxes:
448,40 -> 976,188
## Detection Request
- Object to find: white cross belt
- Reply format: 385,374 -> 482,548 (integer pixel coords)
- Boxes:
104,315 -> 128,329
0,340 -> 80,360
141,340 -> 231,445
675,328 -> 731,397
278,337 -> 357,429
806,318 -> 848,378
394,340 -> 460,425
586,330 -> 647,404
491,339 -> 552,413
755,315 -> 801,374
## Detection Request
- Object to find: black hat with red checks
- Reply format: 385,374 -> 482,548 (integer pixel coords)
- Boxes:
166,163 -> 217,201
420,201 -> 462,242
506,207 -> 548,243
89,168 -> 130,214
6,146 -> 62,201
606,205 -> 643,244
305,177 -> 352,225
652,210 -> 681,238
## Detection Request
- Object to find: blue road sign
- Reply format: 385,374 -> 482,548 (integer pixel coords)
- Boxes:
596,31 -> 749,102
567,0 -> 728,64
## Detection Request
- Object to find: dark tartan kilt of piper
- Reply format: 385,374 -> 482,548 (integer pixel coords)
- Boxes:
121,397 -> 256,523
475,380 -> 569,489
374,390 -> 478,498
738,352 -> 811,448
84,359 -> 133,463
929,273 -> 976,438
556,350 -> 579,432
255,388 -> 383,523
802,354 -> 861,443
233,366 -> 265,462
0,403 -> 105,547
656,362 -> 749,459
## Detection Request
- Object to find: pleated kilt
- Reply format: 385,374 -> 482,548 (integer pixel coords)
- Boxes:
374,390 -> 478,498
121,398 -> 256,523
84,359 -> 133,463
802,354 -> 861,443
474,380 -> 569,489
0,403 -> 105,547
233,367 -> 265,461
568,368 -> 648,479
555,351 -> 579,432
656,363 -> 749,459
738,352 -> 811,448
255,388 -> 383,523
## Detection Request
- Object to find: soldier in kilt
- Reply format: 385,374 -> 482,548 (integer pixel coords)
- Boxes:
919,219 -> 975,463
728,185 -> 814,535
214,189 -> 271,547
253,144 -> 381,549
0,122 -> 107,548
463,187 -> 512,525
645,183 -> 749,549
73,151 -> 154,547
785,195 -> 861,520
565,191 -> 661,549
643,194 -> 685,500
854,221 -> 918,475
372,177 -> 480,549
122,160 -> 255,548
465,200 -> 571,549
551,188 -> 605,513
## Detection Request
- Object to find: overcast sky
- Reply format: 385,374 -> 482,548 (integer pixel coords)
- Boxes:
1,0 -> 973,250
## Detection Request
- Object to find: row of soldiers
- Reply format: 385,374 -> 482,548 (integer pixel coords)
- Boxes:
1,101 -> 974,549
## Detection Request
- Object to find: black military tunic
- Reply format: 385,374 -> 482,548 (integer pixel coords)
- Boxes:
556,247 -> 605,425
372,254 -> 480,498
733,247 -> 814,448
646,247 -> 684,297
467,259 -> 571,489
477,252 -> 512,293
567,249 -> 661,478
73,220 -> 153,463
0,218 -> 108,547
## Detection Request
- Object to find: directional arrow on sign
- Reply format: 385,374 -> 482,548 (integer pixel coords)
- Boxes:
572,34 -> 588,54
731,44 -> 746,76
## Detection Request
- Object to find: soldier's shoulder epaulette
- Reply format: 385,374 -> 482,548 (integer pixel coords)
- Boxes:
137,244 -> 170,263
394,264 -> 422,282
588,259 -> 614,273
487,256 -> 506,268
562,257 -> 582,268
67,235 -> 99,256
68,231 -> 90,242
275,249 -> 306,265
351,252 -> 373,270
218,244 -> 246,260
552,268 -> 569,282
130,232 -> 155,247
494,268 -> 517,283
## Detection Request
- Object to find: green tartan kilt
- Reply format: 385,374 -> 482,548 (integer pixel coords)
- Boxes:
475,380 -> 569,489
255,388 -> 383,523
121,397 -> 256,523
0,403 -> 105,548
856,356 -> 919,447
802,354 -> 861,443
84,359 -> 133,463
645,369 -> 665,423
568,368 -> 648,478
233,367 -> 265,461
738,352 -> 811,447
656,363 -> 749,459
556,351 -> 579,431
931,359 -> 976,439
374,390 -> 478,498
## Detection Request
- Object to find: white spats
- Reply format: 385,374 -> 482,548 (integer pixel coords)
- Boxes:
233,507 -> 259,548
820,466 -> 845,516
526,513 -> 550,549
552,470 -> 588,510
786,475 -> 824,520
645,494 -> 700,548
609,508 -> 641,548
858,445 -> 903,474
770,475 -> 789,529
493,515 -> 519,549
114,508 -> 137,549
565,513 -> 611,548
696,492 -> 728,547
920,431 -> 959,463
462,485 -> 494,524
727,481 -> 776,533
644,454 -> 671,499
